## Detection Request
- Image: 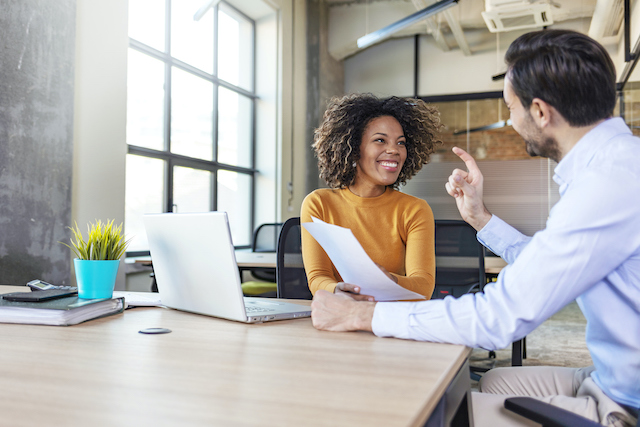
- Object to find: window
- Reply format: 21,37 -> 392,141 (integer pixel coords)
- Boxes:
126,0 -> 256,254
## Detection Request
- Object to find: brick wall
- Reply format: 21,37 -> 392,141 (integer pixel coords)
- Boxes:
430,98 -> 531,162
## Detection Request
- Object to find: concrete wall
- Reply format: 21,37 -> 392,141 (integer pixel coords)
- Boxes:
0,1 -> 76,285
272,0 -> 309,220
305,0 -> 344,195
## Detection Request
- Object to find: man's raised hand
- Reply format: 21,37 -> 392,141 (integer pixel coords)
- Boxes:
444,147 -> 492,231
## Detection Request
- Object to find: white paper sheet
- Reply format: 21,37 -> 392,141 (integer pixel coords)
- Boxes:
302,217 -> 425,301
113,291 -> 162,308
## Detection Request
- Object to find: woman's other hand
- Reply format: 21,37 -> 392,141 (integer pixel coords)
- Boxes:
335,282 -> 375,301
376,263 -> 398,284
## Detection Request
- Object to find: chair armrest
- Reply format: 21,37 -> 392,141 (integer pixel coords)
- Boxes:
504,397 -> 602,427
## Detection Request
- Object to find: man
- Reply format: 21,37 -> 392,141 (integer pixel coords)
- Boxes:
310,29 -> 640,426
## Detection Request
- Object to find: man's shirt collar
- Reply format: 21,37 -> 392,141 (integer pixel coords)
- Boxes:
553,117 -> 631,195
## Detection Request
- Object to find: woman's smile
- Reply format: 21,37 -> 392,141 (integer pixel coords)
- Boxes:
350,115 -> 407,198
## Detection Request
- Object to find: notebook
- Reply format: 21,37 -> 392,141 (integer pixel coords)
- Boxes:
0,294 -> 125,326
143,212 -> 311,323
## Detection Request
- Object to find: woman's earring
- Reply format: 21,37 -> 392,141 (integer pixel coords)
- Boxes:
352,161 -> 357,168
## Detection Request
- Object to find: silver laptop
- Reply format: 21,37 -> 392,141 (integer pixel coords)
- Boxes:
143,212 -> 311,323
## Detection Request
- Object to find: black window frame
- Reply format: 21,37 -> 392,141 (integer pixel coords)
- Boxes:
126,0 -> 258,257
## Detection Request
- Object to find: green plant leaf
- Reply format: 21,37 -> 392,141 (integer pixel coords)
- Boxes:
59,219 -> 131,260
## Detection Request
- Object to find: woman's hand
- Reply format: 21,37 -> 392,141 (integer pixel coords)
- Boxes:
334,282 -> 375,302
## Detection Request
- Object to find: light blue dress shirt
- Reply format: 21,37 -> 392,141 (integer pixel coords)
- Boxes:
372,117 -> 640,408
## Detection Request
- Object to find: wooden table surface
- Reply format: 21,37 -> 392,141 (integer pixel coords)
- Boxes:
133,251 -> 282,269
0,286 -> 471,427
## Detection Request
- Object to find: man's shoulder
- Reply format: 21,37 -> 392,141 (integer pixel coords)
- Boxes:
591,131 -> 640,177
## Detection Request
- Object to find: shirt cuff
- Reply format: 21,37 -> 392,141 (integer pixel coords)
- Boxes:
477,215 -> 517,256
371,302 -> 415,339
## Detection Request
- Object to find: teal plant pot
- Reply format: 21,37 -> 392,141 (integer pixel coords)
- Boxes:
74,259 -> 120,299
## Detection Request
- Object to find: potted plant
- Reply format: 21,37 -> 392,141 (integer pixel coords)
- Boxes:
62,220 -> 131,299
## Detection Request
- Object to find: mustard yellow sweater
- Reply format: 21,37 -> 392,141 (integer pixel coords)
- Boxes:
301,187 -> 435,299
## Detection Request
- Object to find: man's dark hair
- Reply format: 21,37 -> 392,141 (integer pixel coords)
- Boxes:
505,29 -> 616,127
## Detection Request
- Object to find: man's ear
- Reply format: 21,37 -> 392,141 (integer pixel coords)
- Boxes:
529,98 -> 553,128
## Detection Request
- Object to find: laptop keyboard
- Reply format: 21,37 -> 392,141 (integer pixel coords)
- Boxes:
245,305 -> 276,313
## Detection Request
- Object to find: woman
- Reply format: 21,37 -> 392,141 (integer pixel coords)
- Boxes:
301,93 -> 441,301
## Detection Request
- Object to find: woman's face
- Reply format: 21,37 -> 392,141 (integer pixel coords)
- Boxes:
354,115 -> 407,193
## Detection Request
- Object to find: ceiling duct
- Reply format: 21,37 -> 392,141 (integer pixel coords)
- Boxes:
481,0 -> 554,33
588,0 -> 624,41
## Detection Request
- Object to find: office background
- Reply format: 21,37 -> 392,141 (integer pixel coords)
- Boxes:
2,0 -> 640,290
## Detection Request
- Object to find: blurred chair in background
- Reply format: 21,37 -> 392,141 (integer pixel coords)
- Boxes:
240,222 -> 282,298
432,219 -> 486,299
433,220 -> 526,376
277,217 -> 312,300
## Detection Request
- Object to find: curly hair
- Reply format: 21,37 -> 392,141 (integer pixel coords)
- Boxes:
313,93 -> 442,189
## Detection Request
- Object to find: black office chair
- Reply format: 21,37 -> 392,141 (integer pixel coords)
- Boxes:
249,222 -> 283,282
276,217 -> 312,300
504,397 -> 625,427
432,220 -> 527,376
432,220 -> 486,299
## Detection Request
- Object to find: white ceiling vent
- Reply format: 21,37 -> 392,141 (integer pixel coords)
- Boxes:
481,0 -> 554,33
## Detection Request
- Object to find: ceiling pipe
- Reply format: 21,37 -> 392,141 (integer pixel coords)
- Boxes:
357,0 -> 459,49
588,0 -> 624,41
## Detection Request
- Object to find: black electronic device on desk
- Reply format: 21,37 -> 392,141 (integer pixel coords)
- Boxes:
27,279 -> 77,292
2,289 -> 78,302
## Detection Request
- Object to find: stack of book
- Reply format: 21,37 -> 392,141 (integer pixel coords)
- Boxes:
0,293 -> 125,326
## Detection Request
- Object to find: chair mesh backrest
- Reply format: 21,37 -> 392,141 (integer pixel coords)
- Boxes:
276,217 -> 312,300
253,223 -> 283,253
434,220 -> 485,297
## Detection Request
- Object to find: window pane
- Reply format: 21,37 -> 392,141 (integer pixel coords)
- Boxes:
218,4 -> 253,91
127,49 -> 165,150
171,67 -> 213,160
171,0 -> 214,74
218,87 -> 253,168
218,170 -> 251,246
125,155 -> 165,252
128,0 -> 165,52
173,166 -> 211,213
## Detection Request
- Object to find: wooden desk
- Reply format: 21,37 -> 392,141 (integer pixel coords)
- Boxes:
234,251 -> 276,268
132,251 -> 280,269
0,292 -> 472,426
484,257 -> 507,275
436,256 -> 507,276
136,253 -> 502,274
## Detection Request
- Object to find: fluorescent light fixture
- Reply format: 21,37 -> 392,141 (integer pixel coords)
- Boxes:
194,0 -> 221,21
452,119 -> 512,136
357,0 -> 459,49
